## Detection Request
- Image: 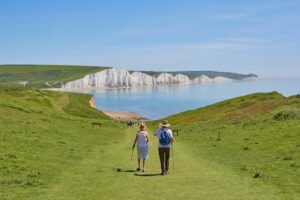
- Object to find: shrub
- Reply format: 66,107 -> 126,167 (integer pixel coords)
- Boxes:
273,110 -> 300,121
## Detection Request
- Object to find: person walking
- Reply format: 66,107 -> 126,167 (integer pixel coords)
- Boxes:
156,120 -> 174,175
132,123 -> 150,172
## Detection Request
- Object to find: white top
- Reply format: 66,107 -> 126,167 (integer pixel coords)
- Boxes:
156,128 -> 173,148
137,131 -> 149,147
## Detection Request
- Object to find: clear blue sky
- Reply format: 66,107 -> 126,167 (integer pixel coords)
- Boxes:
1,0 -> 300,78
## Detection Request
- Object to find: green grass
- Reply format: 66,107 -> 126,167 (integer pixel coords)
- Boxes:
149,91 -> 300,199
0,88 -> 114,199
0,88 -> 299,199
0,65 -> 108,87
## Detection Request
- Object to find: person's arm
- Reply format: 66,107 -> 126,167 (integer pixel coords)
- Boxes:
155,128 -> 160,137
132,134 -> 138,149
170,130 -> 174,144
154,128 -> 158,136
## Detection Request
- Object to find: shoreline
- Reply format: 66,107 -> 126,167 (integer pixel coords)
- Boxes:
102,110 -> 147,122
46,77 -> 259,93
89,96 -> 146,121
47,80 -> 243,92
46,89 -> 147,121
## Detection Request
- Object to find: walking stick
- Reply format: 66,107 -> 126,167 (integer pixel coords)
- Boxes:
172,145 -> 175,172
131,147 -> 134,160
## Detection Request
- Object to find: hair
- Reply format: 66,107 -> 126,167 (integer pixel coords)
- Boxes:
139,123 -> 146,131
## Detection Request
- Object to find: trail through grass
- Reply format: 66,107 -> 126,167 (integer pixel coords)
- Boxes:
25,127 -> 288,200
1,89 -> 299,199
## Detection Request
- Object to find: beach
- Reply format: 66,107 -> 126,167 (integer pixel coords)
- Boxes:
103,111 -> 146,121
88,96 -> 145,121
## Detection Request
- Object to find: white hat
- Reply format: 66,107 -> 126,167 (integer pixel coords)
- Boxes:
159,120 -> 170,127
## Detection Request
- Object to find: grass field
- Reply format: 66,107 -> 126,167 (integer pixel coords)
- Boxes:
0,65 -> 108,87
1,86 -> 299,199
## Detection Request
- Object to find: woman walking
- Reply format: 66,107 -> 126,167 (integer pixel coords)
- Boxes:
132,123 -> 150,172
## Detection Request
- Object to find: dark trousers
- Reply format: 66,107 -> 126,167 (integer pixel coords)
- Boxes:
159,147 -> 170,173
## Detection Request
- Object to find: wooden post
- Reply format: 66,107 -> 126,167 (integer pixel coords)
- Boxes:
217,131 -> 221,141
173,129 -> 179,136
68,94 -> 73,105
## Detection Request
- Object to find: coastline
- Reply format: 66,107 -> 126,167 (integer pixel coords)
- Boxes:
46,74 -> 260,95
102,110 -> 146,122
89,96 -> 146,121
89,96 -> 96,108
45,89 -> 147,121
46,77 -> 259,93
47,77 -> 261,122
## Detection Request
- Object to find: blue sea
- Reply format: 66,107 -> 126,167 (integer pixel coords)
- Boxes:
73,79 -> 300,120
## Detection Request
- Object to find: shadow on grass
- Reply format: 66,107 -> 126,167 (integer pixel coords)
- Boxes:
116,169 -> 162,176
134,173 -> 162,177
116,169 -> 136,173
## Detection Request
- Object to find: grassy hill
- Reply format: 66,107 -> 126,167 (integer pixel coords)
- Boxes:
1,87 -> 299,199
149,91 -> 300,198
0,65 -> 108,87
0,87 -> 113,199
0,65 -> 297,199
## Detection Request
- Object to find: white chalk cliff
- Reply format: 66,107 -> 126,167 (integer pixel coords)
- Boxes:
62,68 -> 238,89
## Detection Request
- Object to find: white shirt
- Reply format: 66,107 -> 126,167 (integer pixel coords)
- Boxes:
156,128 -> 173,148
137,131 -> 149,147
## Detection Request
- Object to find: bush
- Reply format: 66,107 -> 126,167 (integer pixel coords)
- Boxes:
273,110 -> 300,121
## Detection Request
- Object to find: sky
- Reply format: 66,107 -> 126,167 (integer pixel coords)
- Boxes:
0,0 -> 300,78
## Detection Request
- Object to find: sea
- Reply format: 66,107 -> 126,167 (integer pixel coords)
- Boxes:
69,79 -> 300,120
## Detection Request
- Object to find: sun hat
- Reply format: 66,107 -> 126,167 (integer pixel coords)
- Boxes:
159,120 -> 170,127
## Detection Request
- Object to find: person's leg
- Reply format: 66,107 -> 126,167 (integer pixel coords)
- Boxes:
165,148 -> 170,173
159,148 -> 165,174
137,159 -> 141,171
142,147 -> 148,172
136,147 -> 141,171
142,159 -> 146,172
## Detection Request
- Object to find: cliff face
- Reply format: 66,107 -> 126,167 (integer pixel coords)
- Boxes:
62,68 -> 243,89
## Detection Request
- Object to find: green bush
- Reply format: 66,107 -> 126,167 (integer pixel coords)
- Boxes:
273,110 -> 300,121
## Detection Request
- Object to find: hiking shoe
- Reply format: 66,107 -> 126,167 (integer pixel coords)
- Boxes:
136,167 -> 141,171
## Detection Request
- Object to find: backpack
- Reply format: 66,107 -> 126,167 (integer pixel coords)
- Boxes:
159,129 -> 171,145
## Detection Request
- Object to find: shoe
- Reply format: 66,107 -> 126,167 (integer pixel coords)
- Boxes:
142,169 -> 146,172
160,171 -> 165,176
165,171 -> 169,175
136,167 -> 141,171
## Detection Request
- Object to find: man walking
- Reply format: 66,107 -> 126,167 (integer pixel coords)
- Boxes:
156,120 -> 174,175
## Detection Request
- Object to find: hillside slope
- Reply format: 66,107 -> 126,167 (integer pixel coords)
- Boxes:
0,65 -> 108,87
0,87 -> 114,199
149,92 -> 300,198
1,88 -> 298,199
